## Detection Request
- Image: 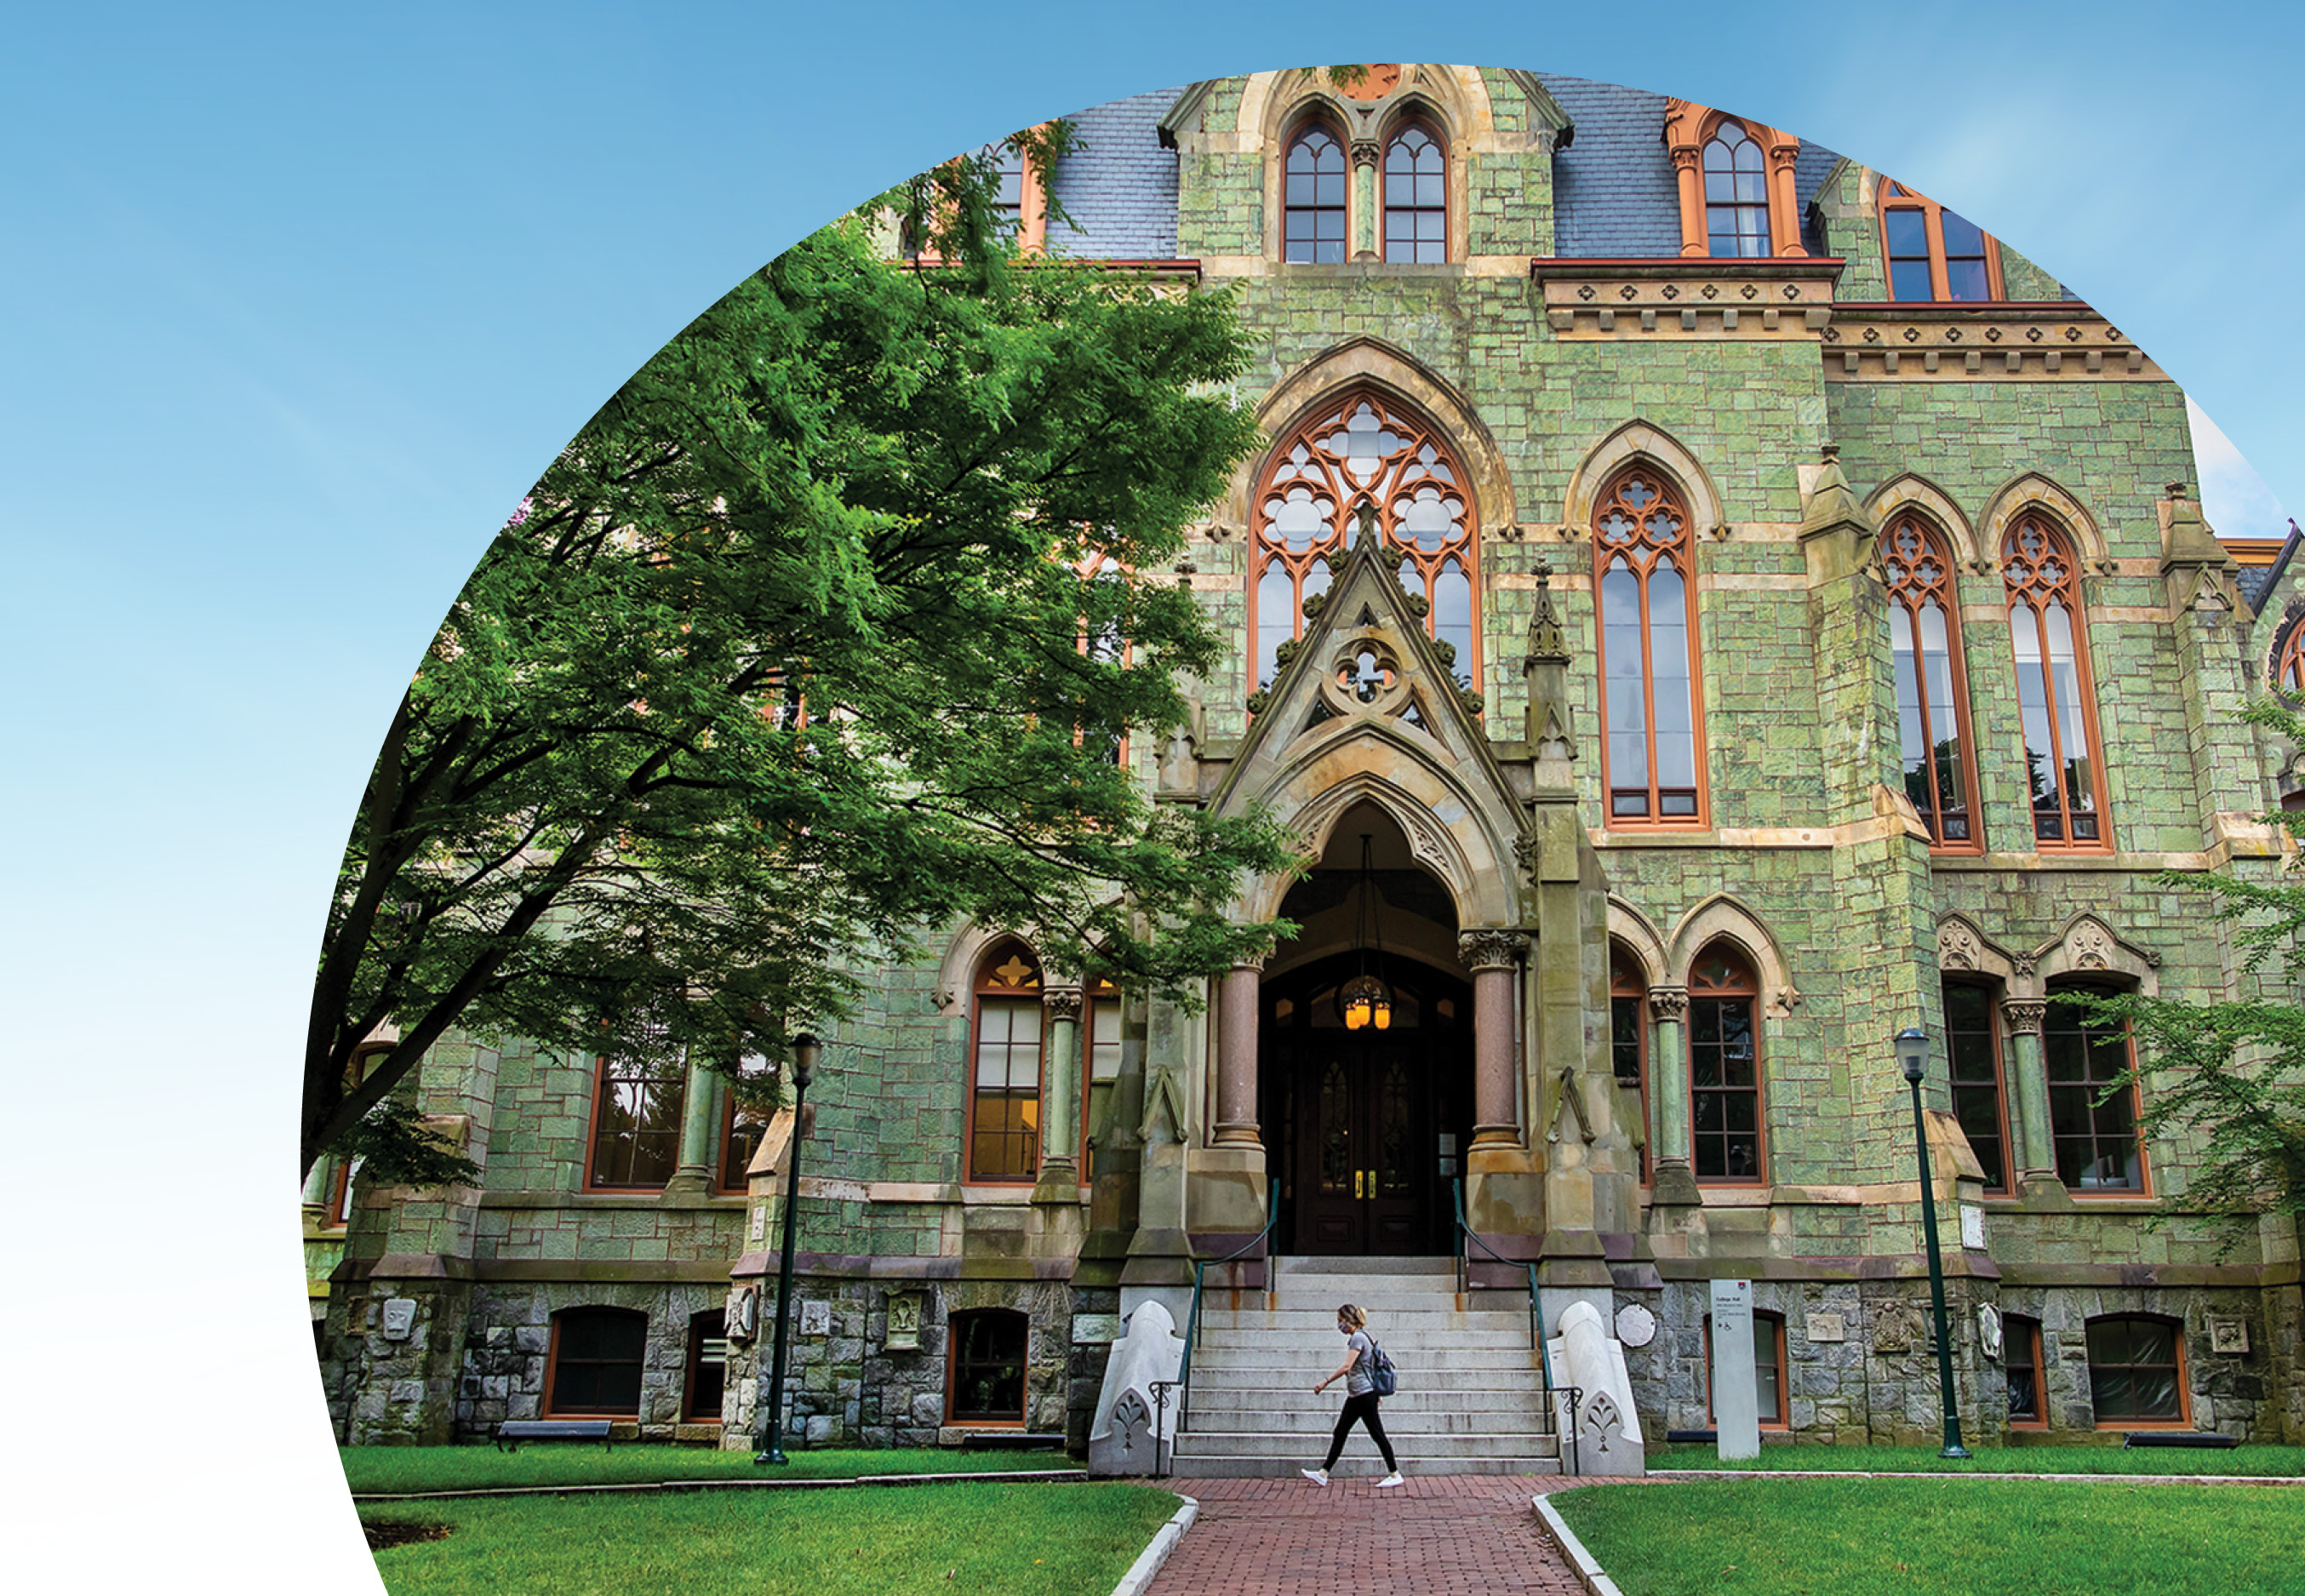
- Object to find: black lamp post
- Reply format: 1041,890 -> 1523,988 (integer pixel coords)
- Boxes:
755,1033 -> 821,1466
1897,1025 -> 1970,1459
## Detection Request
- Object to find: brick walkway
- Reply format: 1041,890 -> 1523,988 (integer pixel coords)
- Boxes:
1146,1475 -> 1610,1595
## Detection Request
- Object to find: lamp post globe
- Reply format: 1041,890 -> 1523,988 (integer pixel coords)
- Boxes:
755,1033 -> 822,1466
1898,1023 -> 1970,1458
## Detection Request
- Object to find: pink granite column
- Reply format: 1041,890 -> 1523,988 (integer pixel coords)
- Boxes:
1460,930 -> 1528,1148
1212,958 -> 1264,1147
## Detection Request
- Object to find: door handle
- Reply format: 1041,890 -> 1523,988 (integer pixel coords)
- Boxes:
1353,1170 -> 1364,1198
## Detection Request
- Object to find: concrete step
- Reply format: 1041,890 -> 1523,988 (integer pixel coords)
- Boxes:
1193,1306 -> 1534,1329
1185,1383 -> 1553,1413
1272,1256 -> 1456,1276
1173,1428 -> 1559,1460
1162,1452 -> 1563,1479
1189,1347 -> 1544,1375
1188,1327 -> 1538,1354
1181,1406 -> 1554,1437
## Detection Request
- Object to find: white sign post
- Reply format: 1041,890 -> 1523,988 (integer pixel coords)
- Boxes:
1710,1278 -> 1759,1462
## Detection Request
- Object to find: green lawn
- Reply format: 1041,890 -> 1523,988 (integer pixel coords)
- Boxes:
1551,1477 -> 2304,1596
361,1481 -> 1179,1596
344,1444 -> 1080,1496
1651,1441 -> 2305,1476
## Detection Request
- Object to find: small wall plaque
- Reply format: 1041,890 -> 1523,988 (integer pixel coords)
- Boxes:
2210,1317 -> 2251,1354
884,1291 -> 924,1353
1871,1299 -> 1925,1354
1959,1204 -> 1986,1250
1805,1312 -> 1846,1344
799,1300 -> 832,1336
380,1298 -> 418,1341
1614,1303 -> 1657,1348
1072,1313 -> 1120,1346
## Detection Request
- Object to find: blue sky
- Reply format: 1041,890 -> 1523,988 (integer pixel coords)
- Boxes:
3,3 -> 2299,1585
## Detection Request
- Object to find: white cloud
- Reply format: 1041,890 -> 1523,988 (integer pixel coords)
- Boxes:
2188,397 -> 2293,541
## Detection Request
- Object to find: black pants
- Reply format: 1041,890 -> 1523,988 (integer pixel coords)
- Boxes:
1324,1392 -> 1397,1471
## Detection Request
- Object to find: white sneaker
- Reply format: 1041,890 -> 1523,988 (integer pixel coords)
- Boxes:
1376,1472 -> 1405,1489
1300,1468 -> 1329,1486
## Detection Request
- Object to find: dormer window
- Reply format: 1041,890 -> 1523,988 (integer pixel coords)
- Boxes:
1284,124 -> 1349,263
1879,180 -> 1999,301
1702,121 -> 1770,258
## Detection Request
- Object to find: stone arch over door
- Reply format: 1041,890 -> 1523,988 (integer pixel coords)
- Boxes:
1242,755 -> 1520,930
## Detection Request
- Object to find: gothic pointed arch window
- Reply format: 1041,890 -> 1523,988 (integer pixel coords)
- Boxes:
1610,947 -> 1650,1185
1688,943 -> 1763,1184
1594,466 -> 1704,825
2002,514 -> 2109,849
1382,122 -> 1447,262
1284,122 -> 1349,264
1702,121 -> 1770,258
968,940 -> 1044,1182
1881,514 -> 1981,849
2274,616 -> 2305,701
1250,391 -> 1479,695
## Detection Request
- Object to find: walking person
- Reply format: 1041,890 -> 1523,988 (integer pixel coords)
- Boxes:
1301,1303 -> 1404,1487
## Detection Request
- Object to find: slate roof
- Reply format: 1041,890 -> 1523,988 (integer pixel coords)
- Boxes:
1537,73 -> 1680,257
1046,87 -> 1183,260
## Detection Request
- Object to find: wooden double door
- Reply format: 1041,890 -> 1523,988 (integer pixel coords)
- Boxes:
1261,956 -> 1473,1256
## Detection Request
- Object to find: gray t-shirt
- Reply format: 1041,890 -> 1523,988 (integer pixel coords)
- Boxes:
1344,1329 -> 1376,1397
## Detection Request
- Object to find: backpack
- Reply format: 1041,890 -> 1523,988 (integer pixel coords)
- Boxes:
1364,1336 -> 1398,1397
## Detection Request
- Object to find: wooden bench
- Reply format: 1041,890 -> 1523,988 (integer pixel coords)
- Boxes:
957,1432 -> 1067,1452
2121,1430 -> 2239,1450
495,1419 -> 615,1452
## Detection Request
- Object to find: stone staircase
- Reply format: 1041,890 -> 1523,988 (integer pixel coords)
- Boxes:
1164,1256 -> 1563,1478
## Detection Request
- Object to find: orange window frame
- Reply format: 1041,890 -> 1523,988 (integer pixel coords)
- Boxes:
2002,515 -> 2111,853
1282,117 -> 1351,264
1881,515 -> 1983,852
905,130 -> 1050,263
582,1050 -> 688,1192
1688,945 -> 1764,1185
2085,1313 -> 2191,1430
542,1307 -> 649,1418
1877,180 -> 2003,303
965,941 -> 1045,1185
681,1308 -> 728,1425
2275,619 -> 2305,700
1610,950 -> 1650,1186
2044,987 -> 2150,1196
1942,981 -> 2014,1196
1380,119 -> 1448,263
2005,1313 -> 2049,1430
1593,467 -> 1707,828
1703,1309 -> 1790,1429
1247,390 -> 1482,697
946,1307 -> 1032,1427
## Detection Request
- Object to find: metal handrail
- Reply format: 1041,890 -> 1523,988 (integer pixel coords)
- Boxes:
1453,1177 -> 1581,1473
1176,1177 -> 1280,1433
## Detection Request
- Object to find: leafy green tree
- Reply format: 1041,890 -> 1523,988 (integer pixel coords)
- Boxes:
304,137 -> 1295,1181
2085,698 -> 2305,1253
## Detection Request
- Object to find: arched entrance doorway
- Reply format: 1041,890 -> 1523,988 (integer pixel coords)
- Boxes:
1256,804 -> 1473,1255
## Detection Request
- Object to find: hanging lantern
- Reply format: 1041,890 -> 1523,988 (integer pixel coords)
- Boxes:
1336,833 -> 1393,1030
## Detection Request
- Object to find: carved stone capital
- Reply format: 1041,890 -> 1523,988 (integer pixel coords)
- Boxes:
1350,138 -> 1381,169
1648,987 -> 1690,1023
1228,954 -> 1267,975
1458,930 -> 1528,970
2001,999 -> 2046,1035
1042,987 -> 1084,1022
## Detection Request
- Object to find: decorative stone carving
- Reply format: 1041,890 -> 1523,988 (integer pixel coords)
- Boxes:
799,1300 -> 832,1336
727,1284 -> 760,1342
884,1290 -> 922,1352
1042,988 -> 1084,1022
1938,921 -> 1982,972
1976,1302 -> 2004,1361
2069,918 -> 2115,970
1870,1299 -> 1926,1355
2210,1317 -> 2251,1354
1523,560 -> 1570,666
1457,930 -> 1527,970
1648,987 -> 1689,1023
380,1299 -> 418,1341
1805,1312 -> 1846,1344
1088,1300 -> 1183,1477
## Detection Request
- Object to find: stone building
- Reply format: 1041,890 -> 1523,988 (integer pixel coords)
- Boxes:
316,65 -> 2305,1461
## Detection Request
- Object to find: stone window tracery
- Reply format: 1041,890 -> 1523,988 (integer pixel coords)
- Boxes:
2002,515 -> 2109,849
1593,467 -> 1704,825
1383,123 -> 1447,262
1284,123 -> 1349,264
1250,391 -> 1479,693
1881,514 -> 1980,848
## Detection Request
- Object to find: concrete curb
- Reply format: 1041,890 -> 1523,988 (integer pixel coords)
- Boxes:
1531,1493 -> 1625,1596
1645,1468 -> 2305,1487
1109,1494 -> 1198,1596
353,1468 -> 1086,1503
